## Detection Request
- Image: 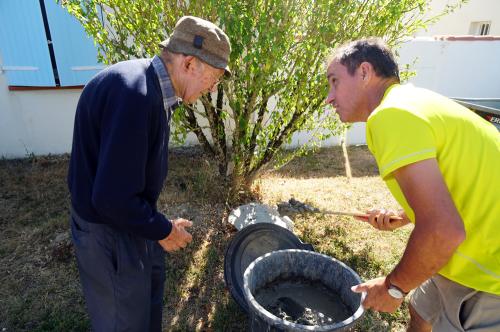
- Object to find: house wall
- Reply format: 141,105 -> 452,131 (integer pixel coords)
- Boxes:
397,38 -> 500,98
0,68 -> 80,158
3,38 -> 499,158
2,1 -> 499,158
416,0 -> 500,36
289,123 -> 366,148
0,54 -> 365,158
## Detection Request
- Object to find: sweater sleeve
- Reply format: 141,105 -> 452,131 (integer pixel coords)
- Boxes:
90,81 -> 172,240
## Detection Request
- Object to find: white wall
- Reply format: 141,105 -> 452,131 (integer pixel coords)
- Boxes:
4,39 -> 499,158
288,123 -> 366,148
0,66 -> 80,158
397,38 -> 500,98
0,59 -> 364,159
416,0 -> 500,36
3,0 -> 499,158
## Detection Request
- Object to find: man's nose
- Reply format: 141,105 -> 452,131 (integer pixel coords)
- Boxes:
325,90 -> 335,105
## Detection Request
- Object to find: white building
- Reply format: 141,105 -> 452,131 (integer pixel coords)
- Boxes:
396,0 -> 500,103
0,1 -> 102,158
1,1 -> 498,158
295,0 -> 500,147
415,0 -> 500,37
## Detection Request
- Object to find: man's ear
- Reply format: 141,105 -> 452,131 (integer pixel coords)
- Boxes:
182,55 -> 197,74
359,62 -> 373,83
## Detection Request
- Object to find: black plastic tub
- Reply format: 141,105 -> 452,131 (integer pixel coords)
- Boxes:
224,223 -> 314,313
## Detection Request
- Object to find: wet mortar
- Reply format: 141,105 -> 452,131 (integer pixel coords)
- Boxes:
254,277 -> 352,326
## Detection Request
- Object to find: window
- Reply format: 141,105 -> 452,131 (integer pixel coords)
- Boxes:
0,0 -> 104,87
469,21 -> 491,36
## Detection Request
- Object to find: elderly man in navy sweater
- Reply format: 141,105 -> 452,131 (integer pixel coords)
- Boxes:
67,16 -> 231,332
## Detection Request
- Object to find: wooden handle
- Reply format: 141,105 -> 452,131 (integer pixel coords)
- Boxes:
323,210 -> 404,221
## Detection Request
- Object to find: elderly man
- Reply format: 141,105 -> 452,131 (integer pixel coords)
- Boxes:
68,16 -> 231,331
325,38 -> 500,331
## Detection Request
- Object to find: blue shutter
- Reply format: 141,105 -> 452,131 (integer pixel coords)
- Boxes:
44,0 -> 104,86
0,1 -> 55,86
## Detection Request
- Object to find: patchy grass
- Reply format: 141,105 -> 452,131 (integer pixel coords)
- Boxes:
259,146 -> 412,331
0,146 -> 412,331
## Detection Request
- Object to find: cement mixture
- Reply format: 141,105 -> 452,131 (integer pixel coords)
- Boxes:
254,278 -> 352,326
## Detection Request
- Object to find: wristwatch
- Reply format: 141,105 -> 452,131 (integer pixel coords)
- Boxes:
386,279 -> 408,299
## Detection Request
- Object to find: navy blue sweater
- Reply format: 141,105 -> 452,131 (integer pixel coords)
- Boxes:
68,59 -> 172,240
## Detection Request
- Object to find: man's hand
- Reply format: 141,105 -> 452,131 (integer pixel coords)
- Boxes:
158,218 -> 193,252
351,277 -> 404,313
355,209 -> 410,231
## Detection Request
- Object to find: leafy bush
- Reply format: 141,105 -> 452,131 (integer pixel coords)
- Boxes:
62,0 -> 463,198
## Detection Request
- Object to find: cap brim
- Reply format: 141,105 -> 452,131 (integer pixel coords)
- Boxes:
159,39 -> 168,49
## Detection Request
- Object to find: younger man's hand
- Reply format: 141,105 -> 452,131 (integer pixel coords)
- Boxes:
355,209 -> 410,231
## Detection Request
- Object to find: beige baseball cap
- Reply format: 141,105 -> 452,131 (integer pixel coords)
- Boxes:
160,16 -> 231,76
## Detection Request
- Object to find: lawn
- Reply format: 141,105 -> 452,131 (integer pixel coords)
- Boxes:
0,145 -> 412,331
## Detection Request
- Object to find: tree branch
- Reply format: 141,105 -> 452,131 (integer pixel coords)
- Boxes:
201,92 -> 227,175
183,104 -> 215,156
244,93 -> 269,170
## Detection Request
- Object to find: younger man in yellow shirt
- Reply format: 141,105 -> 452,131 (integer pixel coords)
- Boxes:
325,38 -> 500,331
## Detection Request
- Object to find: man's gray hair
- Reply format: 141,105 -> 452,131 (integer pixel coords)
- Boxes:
328,38 -> 400,81
160,48 -> 182,64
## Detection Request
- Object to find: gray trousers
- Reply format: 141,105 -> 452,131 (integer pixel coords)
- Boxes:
411,274 -> 500,332
71,210 -> 166,332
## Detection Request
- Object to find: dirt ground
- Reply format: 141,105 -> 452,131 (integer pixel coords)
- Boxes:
0,145 -> 411,331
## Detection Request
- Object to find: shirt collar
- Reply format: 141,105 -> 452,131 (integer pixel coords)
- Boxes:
151,55 -> 181,111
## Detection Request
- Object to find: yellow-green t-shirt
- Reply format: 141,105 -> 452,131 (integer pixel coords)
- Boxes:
366,83 -> 500,295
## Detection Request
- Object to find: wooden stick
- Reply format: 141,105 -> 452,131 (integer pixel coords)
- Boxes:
321,210 -> 404,220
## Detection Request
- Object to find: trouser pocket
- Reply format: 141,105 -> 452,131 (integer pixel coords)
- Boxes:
459,291 -> 500,331
70,214 -> 90,248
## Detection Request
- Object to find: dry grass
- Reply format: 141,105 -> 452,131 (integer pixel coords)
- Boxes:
0,146 -> 412,331
260,146 -> 410,268
0,155 -> 88,331
259,146 -> 413,331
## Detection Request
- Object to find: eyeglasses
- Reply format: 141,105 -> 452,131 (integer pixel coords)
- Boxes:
198,59 -> 225,92
208,71 -> 224,86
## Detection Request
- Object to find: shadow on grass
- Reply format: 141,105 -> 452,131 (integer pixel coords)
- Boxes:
163,225 -> 248,331
156,150 -> 249,330
0,152 -> 247,331
0,156 -> 84,330
0,147 -> 402,331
